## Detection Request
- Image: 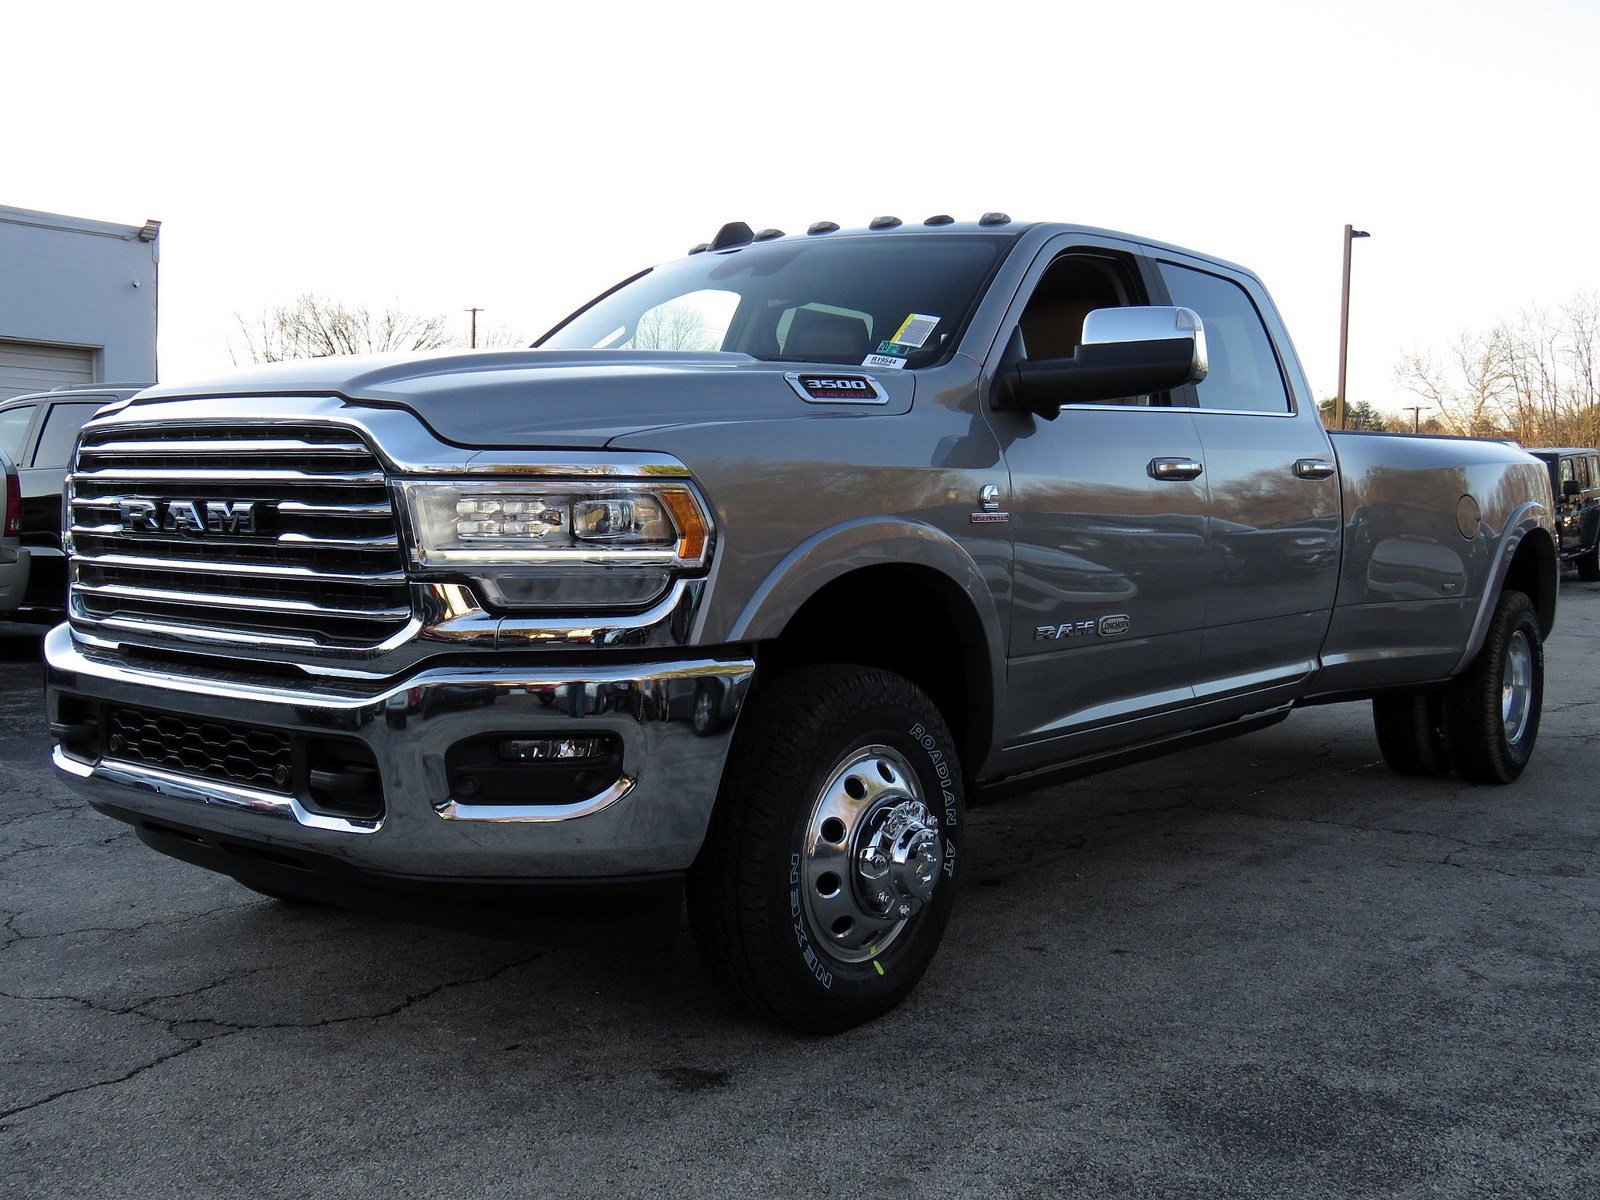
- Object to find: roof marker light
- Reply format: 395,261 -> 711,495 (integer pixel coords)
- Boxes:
924,214 -> 955,226
868,215 -> 903,230
807,221 -> 840,235
710,221 -> 755,250
753,228 -> 785,241
978,212 -> 1012,226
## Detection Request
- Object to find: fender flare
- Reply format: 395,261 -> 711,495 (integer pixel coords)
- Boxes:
1452,500 -> 1556,675
727,516 -> 1008,768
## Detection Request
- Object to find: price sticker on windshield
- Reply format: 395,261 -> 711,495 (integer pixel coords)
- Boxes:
889,313 -> 940,349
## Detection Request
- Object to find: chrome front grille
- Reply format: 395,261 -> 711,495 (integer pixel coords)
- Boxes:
68,422 -> 412,648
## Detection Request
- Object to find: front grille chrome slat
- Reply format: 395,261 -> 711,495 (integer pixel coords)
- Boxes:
71,467 -> 386,485
70,422 -> 411,649
72,551 -> 407,585
75,580 -> 411,621
86,438 -> 371,457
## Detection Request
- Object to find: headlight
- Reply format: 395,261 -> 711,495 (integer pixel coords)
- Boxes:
399,479 -> 712,610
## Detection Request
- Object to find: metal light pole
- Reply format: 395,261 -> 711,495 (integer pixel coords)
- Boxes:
1401,403 -> 1432,433
1334,225 -> 1370,430
465,306 -> 484,349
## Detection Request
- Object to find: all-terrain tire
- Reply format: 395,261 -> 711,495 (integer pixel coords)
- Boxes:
1372,693 -> 1451,777
687,664 -> 964,1033
1442,590 -> 1544,784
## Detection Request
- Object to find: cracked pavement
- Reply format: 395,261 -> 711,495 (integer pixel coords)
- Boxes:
2,586 -> 1598,1199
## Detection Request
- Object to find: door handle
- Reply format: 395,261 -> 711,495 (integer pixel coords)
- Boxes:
1148,457 -> 1204,482
1293,458 -> 1336,480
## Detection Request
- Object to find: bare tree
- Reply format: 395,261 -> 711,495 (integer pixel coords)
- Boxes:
1396,292 -> 1600,446
232,294 -> 459,364
628,302 -> 718,352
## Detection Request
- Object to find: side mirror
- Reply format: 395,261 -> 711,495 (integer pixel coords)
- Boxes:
995,306 -> 1209,417
1562,478 -> 1583,499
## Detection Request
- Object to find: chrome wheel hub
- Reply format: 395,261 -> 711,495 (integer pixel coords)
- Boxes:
801,745 -> 942,964
1501,629 -> 1534,744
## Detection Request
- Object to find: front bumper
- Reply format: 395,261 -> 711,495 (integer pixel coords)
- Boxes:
45,623 -> 755,884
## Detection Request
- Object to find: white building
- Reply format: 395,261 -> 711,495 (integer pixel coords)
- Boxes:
0,205 -> 160,400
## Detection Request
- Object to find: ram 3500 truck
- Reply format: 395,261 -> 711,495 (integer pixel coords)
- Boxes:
46,217 -> 1558,1031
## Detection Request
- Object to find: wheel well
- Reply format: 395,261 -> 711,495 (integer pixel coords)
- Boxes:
757,565 -> 993,784
1503,527 -> 1556,637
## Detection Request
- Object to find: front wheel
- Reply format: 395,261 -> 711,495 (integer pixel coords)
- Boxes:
1443,589 -> 1544,784
687,664 -> 964,1033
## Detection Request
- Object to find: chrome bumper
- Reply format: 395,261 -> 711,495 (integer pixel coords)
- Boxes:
45,623 -> 754,878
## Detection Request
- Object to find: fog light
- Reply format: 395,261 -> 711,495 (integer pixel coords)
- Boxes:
498,736 -> 608,762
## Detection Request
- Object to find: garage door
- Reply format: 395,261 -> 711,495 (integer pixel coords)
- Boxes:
0,339 -> 96,401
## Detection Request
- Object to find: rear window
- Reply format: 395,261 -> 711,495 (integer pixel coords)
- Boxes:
0,404 -> 35,462
32,402 -> 102,468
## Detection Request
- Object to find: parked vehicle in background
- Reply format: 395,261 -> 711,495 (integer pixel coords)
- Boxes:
1527,447 -> 1600,581
44,217 -> 1559,1031
0,447 -> 27,616
0,384 -> 148,614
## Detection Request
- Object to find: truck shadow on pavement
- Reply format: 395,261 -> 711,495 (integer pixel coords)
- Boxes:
2,586 -> 1597,1197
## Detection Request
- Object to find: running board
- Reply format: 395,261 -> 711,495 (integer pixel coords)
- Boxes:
974,707 -> 1292,803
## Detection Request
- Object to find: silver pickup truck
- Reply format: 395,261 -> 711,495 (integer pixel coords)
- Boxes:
45,217 -> 1558,1031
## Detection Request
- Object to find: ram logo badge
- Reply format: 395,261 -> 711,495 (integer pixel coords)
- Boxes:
119,499 -> 259,535
1035,614 -> 1131,641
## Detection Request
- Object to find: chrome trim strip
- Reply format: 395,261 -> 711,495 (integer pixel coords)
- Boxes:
82,438 -> 370,456
52,745 -> 381,834
50,623 -> 752,710
71,525 -> 400,551
72,551 -> 407,584
70,467 -> 386,484
434,777 -> 636,824
275,500 -> 393,517
73,580 -> 411,620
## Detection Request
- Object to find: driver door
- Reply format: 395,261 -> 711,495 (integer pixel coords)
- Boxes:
984,238 -> 1211,768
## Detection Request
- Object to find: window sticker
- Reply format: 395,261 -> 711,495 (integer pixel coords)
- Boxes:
862,353 -> 908,370
890,313 -> 940,349
872,340 -> 909,359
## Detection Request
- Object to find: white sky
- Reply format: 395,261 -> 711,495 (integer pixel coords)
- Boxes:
7,0 -> 1599,415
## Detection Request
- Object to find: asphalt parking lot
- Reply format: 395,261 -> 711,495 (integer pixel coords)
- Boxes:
2,589 -> 1597,1200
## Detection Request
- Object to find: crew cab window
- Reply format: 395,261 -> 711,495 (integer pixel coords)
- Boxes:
1560,457 -> 1577,491
0,404 -> 36,462
32,402 -> 103,468
1157,263 -> 1290,414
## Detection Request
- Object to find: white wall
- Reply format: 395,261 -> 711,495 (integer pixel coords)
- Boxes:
0,205 -> 158,386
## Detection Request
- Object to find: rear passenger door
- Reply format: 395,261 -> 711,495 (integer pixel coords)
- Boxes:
1151,256 -> 1342,708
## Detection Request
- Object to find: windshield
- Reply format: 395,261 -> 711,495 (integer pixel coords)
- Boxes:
539,234 -> 1014,369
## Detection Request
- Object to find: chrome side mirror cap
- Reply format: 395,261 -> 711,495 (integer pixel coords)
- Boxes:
1081,306 -> 1208,384
995,305 -> 1209,416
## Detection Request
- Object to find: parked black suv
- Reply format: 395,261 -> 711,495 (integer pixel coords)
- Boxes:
0,384 -> 148,613
1529,447 -> 1600,580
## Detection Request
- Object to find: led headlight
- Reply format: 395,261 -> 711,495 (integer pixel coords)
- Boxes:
399,479 -> 712,610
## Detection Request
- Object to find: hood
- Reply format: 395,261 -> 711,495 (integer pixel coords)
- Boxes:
132,349 -> 914,448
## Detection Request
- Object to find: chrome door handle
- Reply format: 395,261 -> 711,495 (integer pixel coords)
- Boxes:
1148,457 -> 1204,482
1294,458 -> 1336,480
